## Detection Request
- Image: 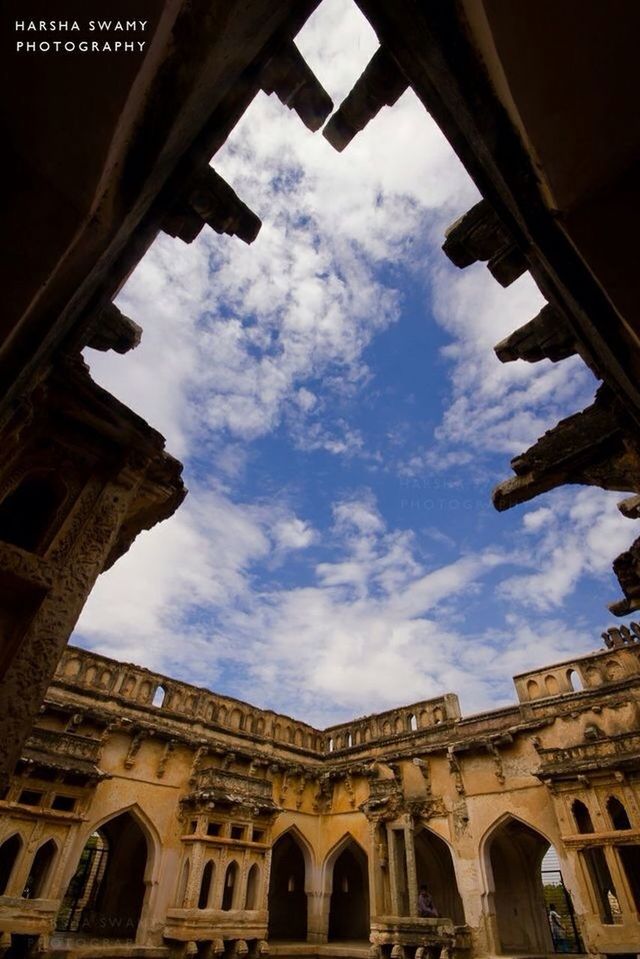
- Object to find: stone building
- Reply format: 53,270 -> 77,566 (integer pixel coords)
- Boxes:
0,628 -> 639,959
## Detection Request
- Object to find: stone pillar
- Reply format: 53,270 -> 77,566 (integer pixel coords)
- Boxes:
386,824 -> 401,915
0,471 -> 144,783
306,890 -> 331,944
367,820 -> 384,918
403,817 -> 418,918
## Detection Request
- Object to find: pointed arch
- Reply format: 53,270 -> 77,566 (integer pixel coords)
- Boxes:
414,824 -> 465,923
245,863 -> 260,910
481,814 -> 554,955
271,824 -> 315,877
198,859 -> 214,909
0,833 -> 23,896
324,833 -> 369,941
268,831 -> 309,940
221,860 -> 239,911
57,806 -> 158,940
23,838 -> 58,899
606,795 -> 631,830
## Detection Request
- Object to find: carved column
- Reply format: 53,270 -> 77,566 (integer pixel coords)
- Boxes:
403,817 -> 419,918
0,471 -> 142,782
386,823 -> 401,915
306,890 -> 331,944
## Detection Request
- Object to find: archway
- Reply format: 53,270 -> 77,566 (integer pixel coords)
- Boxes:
414,828 -> 464,924
328,839 -> 369,942
268,832 -> 308,940
485,817 -> 553,955
56,811 -> 149,939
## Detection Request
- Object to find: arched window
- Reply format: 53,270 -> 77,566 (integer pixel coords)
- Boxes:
176,859 -> 190,907
328,738 -> 334,752
0,471 -> 67,553
198,860 -> 214,909
409,714 -> 418,732
0,834 -> 23,895
221,862 -> 238,911
567,669 -> 583,691
23,839 -> 57,899
572,799 -> 594,834
152,685 -> 166,707
347,733 -> 353,748
607,796 -> 631,830
245,864 -> 260,910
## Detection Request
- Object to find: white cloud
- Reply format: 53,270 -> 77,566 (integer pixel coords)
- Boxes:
500,488 -> 635,611
74,0 -> 630,729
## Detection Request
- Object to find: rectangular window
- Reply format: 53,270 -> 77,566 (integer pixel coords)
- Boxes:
252,828 -> 265,843
207,822 -> 221,837
18,790 -> 43,806
230,825 -> 245,840
51,795 -> 76,812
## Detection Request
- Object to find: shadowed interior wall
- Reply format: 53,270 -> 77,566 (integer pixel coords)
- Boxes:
488,819 -> 552,954
268,834 -> 307,941
328,844 -> 369,942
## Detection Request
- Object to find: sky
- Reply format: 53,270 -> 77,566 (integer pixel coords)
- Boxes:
73,0 -> 637,728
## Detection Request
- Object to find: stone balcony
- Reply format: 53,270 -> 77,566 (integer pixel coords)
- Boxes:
0,896 -> 60,936
163,907 -> 267,943
536,729 -> 640,778
25,728 -> 103,765
370,916 -> 470,957
184,768 -> 278,815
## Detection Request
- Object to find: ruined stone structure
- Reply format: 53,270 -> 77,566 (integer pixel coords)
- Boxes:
3,0 -> 640,792
0,630 -> 639,959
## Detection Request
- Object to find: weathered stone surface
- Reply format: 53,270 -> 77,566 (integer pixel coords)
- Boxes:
261,40 -> 333,132
323,47 -> 408,152
494,303 -> 577,364
1,634 -> 639,955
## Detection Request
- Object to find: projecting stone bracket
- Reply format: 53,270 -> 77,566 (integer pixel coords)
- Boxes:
492,388 -> 640,512
494,303 -> 577,364
323,46 -> 408,152
443,199 -> 527,287
86,303 -> 142,355
162,168 -> 261,245
261,39 -> 333,132
610,538 -> 640,616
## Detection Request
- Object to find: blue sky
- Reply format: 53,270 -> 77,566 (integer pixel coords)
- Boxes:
74,0 -> 637,726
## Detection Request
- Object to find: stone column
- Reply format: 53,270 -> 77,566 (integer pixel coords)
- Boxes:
403,817 -> 418,918
306,890 -> 331,944
386,824 -> 401,915
0,471 -> 143,783
367,820 -> 383,919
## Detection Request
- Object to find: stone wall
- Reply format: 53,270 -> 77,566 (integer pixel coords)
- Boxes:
0,634 -> 638,958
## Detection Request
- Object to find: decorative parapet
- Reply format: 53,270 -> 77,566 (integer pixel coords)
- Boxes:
182,768 -> 277,814
325,694 -> 461,753
54,646 -> 323,753
24,727 -> 102,764
513,639 -> 640,703
535,730 -> 640,778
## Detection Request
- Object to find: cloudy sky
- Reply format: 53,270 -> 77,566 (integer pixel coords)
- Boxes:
74,0 -> 636,727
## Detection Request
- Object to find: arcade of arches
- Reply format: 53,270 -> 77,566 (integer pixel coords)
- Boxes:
0,635 -> 639,959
